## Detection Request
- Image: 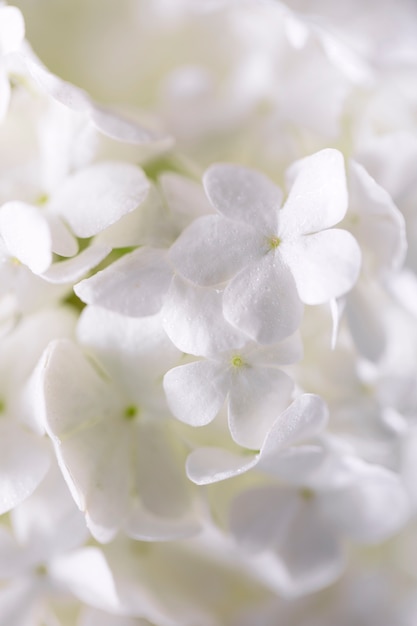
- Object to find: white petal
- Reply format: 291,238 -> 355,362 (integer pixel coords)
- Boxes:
47,213 -> 79,257
280,148 -> 348,236
25,57 -> 91,111
77,306 -> 179,384
203,163 -> 281,232
50,161 -> 150,237
276,502 -> 345,595
90,105 -> 165,144
186,447 -> 259,485
283,229 -> 361,304
0,70 -> 11,122
135,421 -> 192,518
223,255 -> 303,344
75,247 -> 172,316
169,214 -> 262,286
259,394 -> 329,461
345,281 -> 386,362
321,459 -> 410,543
0,7 -> 25,53
228,366 -> 294,449
126,503 -> 200,541
50,547 -> 121,612
41,244 -> 110,284
0,202 -> 52,274
247,331 -> 303,366
162,276 -> 245,357
230,486 -> 298,553
163,361 -> 229,427
348,159 -> 407,272
0,421 -> 50,515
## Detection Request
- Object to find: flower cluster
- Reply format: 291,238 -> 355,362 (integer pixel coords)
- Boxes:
2,0 -> 417,624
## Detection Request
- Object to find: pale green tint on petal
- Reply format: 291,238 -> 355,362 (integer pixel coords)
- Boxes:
228,366 -> 294,449
281,149 -> 348,236
203,163 -> 281,233
223,254 -> 303,344
282,228 -> 361,304
49,161 -> 150,238
135,420 -> 192,518
75,247 -> 172,317
169,214 -> 263,286
164,361 -> 230,427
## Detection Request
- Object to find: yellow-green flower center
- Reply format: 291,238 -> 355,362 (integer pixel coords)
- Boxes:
124,404 -> 139,420
231,355 -> 245,368
268,236 -> 281,250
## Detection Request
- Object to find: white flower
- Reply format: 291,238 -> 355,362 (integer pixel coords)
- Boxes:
170,149 -> 361,343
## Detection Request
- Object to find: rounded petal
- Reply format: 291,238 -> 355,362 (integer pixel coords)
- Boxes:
163,361 -> 229,427
283,229 -> 362,304
321,459 -> 410,543
41,244 -> 111,284
169,214 -> 262,286
0,202 -> 52,274
186,447 -> 259,485
90,105 -> 166,144
228,366 -> 294,449
50,161 -> 150,238
258,394 -> 328,464
230,486 -> 298,553
223,255 -> 304,344
281,149 -> 348,236
0,421 -> 50,515
203,163 -> 281,232
276,502 -> 346,595
0,6 -> 25,53
75,247 -> 173,316
162,276 -> 245,357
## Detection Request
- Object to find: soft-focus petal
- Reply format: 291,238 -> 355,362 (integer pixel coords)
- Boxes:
0,421 -> 50,515
0,202 -> 52,274
321,458 -> 410,543
228,366 -> 294,448
75,247 -> 172,316
50,161 -> 150,237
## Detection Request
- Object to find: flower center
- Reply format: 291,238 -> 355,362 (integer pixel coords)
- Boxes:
299,487 -> 315,501
124,404 -> 139,420
268,235 -> 281,250
231,355 -> 245,368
